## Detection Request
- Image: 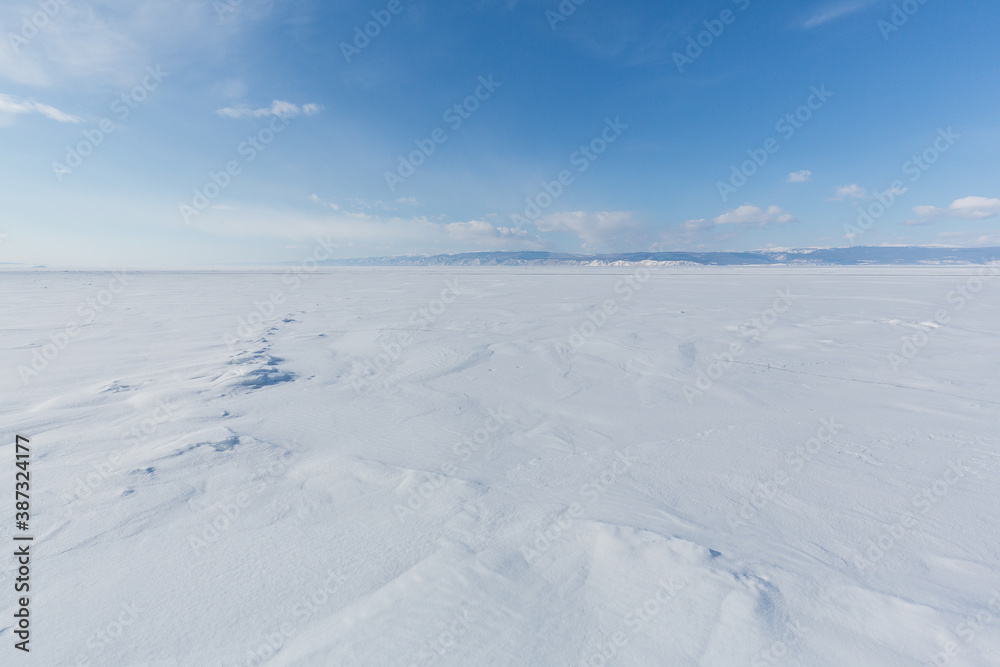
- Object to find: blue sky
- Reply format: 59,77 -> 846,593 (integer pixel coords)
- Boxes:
0,0 -> 998,267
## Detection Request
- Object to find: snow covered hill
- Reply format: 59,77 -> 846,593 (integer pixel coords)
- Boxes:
322,246 -> 1000,267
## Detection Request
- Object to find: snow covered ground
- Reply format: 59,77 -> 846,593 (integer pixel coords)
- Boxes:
2,266 -> 999,666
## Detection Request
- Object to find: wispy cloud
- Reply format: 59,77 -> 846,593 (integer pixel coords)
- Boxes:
444,220 -> 529,244
0,93 -> 80,123
787,170 -> 812,183
682,218 -> 714,233
801,0 -> 877,29
216,100 -> 323,119
309,194 -> 340,211
0,0 -> 276,87
535,211 -> 637,248
181,203 -> 540,253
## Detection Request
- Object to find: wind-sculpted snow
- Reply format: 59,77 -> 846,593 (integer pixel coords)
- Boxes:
1,267 -> 998,666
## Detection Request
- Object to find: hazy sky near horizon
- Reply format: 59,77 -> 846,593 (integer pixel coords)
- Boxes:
1,0 -> 998,267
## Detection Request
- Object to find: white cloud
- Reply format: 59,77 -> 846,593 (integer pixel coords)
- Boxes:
907,196 -> 1000,226
535,211 -> 637,246
787,170 -> 812,183
801,0 -> 877,28
713,204 -> 796,227
216,100 -> 322,119
673,206 -> 795,240
830,184 -> 867,201
444,220 -> 527,243
0,93 -> 80,123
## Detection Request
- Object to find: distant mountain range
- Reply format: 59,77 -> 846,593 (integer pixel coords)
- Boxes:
323,247 -> 1000,267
